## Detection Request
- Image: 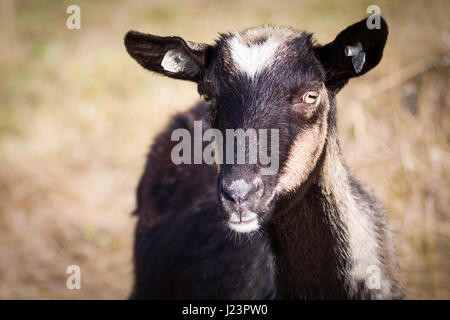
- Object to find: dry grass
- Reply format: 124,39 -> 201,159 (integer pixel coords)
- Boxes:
0,0 -> 448,299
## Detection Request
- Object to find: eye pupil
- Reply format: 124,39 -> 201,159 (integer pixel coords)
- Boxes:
302,91 -> 319,104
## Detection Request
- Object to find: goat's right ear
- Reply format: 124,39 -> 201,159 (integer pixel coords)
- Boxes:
124,31 -> 211,82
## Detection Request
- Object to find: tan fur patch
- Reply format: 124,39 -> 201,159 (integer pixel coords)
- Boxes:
274,87 -> 329,194
320,131 -> 392,298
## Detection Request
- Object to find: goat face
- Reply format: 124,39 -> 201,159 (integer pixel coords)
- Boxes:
204,29 -> 330,233
125,17 -> 388,233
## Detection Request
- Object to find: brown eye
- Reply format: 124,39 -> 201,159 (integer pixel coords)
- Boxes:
302,91 -> 320,104
201,94 -> 213,105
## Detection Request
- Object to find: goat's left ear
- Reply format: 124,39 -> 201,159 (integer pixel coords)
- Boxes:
315,15 -> 388,92
124,31 -> 211,82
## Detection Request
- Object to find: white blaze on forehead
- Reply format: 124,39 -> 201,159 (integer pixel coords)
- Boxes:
229,36 -> 279,79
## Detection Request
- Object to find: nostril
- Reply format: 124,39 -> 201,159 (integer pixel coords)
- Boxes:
221,187 -> 235,203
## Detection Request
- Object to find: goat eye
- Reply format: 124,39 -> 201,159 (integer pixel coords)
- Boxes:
302,91 -> 320,104
201,94 -> 213,105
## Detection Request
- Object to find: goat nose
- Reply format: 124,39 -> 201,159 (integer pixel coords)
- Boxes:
220,178 -> 263,204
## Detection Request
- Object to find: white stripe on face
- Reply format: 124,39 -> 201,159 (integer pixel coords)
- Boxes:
229,36 -> 279,79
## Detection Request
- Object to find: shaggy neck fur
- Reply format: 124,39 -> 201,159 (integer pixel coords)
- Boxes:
267,105 -> 399,299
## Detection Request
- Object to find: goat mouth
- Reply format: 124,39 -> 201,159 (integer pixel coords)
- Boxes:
228,217 -> 259,233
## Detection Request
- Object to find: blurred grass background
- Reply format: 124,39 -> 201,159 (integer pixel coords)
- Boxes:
0,0 -> 448,299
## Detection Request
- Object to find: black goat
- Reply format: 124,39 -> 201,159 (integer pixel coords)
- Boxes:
125,16 -> 405,299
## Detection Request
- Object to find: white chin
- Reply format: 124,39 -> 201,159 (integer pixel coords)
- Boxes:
228,218 -> 259,233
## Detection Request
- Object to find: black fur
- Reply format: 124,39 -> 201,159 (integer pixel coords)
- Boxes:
125,16 -> 405,299
130,105 -> 275,299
